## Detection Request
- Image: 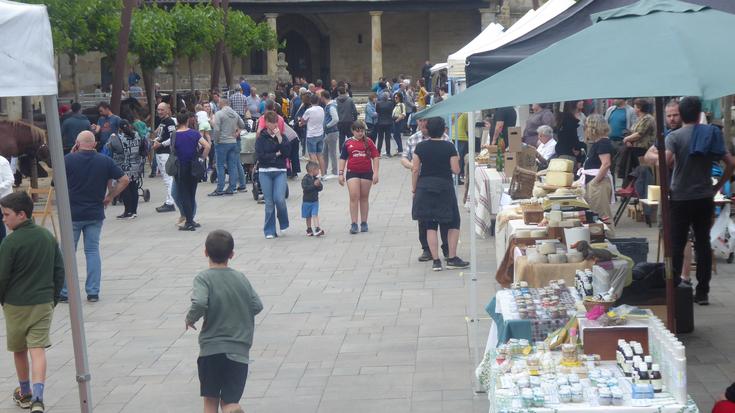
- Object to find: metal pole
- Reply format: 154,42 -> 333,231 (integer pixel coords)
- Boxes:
654,96 -> 676,331
467,110 -> 483,393
43,95 -> 93,412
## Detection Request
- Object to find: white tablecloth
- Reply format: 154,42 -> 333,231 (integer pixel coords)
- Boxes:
495,218 -> 541,265
471,167 -> 510,238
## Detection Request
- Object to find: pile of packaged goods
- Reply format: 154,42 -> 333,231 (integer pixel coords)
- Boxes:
508,280 -> 577,320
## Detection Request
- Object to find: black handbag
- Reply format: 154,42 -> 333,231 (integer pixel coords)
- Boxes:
191,157 -> 205,178
164,130 -> 179,176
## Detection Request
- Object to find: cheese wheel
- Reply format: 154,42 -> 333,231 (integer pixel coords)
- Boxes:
546,171 -> 574,187
549,158 -> 574,172
530,230 -> 547,238
528,253 -> 549,264
539,242 -> 556,255
567,252 -> 584,263
516,230 -> 532,238
548,253 -> 568,264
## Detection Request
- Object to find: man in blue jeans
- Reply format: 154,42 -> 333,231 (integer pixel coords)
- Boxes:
210,98 -> 245,196
62,131 -> 129,302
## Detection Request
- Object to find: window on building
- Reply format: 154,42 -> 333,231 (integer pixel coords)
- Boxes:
250,50 -> 266,75
0,98 -> 5,115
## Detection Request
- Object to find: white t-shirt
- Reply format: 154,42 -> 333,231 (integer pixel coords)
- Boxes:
196,111 -> 210,125
302,106 -> 325,138
537,138 -> 557,160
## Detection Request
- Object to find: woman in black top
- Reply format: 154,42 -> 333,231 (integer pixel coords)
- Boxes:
411,117 -> 469,271
582,114 -> 614,224
255,111 -> 291,239
554,101 -> 584,158
375,92 -> 395,156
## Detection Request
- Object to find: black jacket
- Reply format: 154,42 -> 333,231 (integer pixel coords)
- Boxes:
301,174 -> 323,202
255,130 -> 291,170
376,100 -> 395,126
336,95 -> 358,124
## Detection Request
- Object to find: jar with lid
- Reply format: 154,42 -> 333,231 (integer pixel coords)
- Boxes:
650,364 -> 663,393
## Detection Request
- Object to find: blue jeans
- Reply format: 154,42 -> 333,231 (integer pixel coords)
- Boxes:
236,139 -> 246,187
61,220 -> 103,297
215,142 -> 239,192
259,170 -> 289,236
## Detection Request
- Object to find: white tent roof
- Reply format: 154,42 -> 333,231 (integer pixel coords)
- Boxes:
0,0 -> 57,97
446,22 -> 505,77
446,0 -> 576,78
430,62 -> 448,74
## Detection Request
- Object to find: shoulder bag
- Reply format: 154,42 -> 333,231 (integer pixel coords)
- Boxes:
164,130 -> 179,176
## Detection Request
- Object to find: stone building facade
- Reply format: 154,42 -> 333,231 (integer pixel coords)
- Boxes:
1,0 -> 538,118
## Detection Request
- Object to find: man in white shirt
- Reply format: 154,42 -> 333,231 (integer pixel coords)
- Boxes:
300,94 -> 326,175
535,125 -> 557,161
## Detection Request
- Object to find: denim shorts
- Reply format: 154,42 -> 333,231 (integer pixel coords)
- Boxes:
301,201 -> 319,218
306,135 -> 324,154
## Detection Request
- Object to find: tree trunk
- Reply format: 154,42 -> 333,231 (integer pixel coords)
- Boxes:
188,56 -> 195,92
70,54 -> 80,103
111,0 -> 135,115
171,55 -> 178,112
223,50 -> 232,89
142,68 -> 156,130
210,0 -> 223,91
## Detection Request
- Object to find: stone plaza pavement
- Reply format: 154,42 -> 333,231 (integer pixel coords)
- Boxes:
0,156 -> 733,412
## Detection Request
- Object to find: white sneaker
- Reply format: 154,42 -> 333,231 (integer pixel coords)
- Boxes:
280,227 -> 289,236
322,174 -> 335,181
265,235 -> 275,239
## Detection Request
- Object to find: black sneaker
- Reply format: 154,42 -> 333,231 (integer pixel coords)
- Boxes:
192,222 -> 201,228
155,203 -> 175,213
418,250 -> 432,262
236,186 -> 248,192
446,256 -> 470,269
87,295 -> 99,302
223,190 -> 235,195
349,223 -> 359,234
306,228 -> 314,237
58,296 -> 68,303
694,293 -> 709,305
432,259 -> 443,271
314,227 -> 325,237
360,222 -> 368,232
679,279 -> 693,288
208,191 -> 225,197
30,400 -> 44,413
179,223 -> 196,231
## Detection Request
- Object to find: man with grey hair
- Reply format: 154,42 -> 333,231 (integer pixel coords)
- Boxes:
62,131 -> 130,302
535,125 -> 557,161
246,87 -> 261,122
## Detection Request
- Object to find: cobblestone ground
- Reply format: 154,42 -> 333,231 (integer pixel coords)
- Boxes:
0,156 -> 731,412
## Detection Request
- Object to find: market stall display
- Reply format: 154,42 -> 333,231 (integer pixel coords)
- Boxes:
471,167 -> 510,238
477,313 -> 698,412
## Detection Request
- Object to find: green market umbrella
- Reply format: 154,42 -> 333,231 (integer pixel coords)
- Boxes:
418,0 -> 735,332
417,0 -> 735,119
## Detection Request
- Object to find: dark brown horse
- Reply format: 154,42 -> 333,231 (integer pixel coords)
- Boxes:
0,120 -> 51,181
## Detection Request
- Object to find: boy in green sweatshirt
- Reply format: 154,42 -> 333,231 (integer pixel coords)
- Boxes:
0,192 -> 65,413
186,230 -> 263,413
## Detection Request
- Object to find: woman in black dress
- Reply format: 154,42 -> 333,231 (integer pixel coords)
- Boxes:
411,117 -> 469,271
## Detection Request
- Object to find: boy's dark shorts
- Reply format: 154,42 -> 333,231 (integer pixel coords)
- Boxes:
197,353 -> 248,403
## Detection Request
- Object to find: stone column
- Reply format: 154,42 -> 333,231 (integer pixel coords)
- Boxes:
479,8 -> 496,30
265,13 -> 278,77
369,11 -> 383,85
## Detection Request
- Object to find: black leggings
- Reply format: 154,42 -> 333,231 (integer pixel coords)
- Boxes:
176,166 -> 198,225
375,124 -> 392,155
122,177 -> 139,215
671,198 -> 714,295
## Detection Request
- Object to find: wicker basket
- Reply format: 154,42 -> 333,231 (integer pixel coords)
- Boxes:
521,204 -> 544,225
509,167 -> 538,200
583,298 -> 616,313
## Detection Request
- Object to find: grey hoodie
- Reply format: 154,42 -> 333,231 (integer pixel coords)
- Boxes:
214,106 -> 245,144
336,94 -> 357,123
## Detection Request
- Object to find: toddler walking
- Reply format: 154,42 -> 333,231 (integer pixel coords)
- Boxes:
301,161 -> 324,236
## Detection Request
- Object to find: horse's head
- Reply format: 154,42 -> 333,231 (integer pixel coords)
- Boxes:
36,144 -> 51,168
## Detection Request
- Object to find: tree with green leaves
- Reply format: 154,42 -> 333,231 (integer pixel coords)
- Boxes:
129,4 -> 175,128
170,3 -> 224,109
224,10 -> 278,88
23,0 -> 121,102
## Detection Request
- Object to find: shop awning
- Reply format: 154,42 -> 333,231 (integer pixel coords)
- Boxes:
465,0 -> 735,86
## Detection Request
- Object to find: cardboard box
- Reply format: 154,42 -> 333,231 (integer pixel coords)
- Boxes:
504,153 -> 517,175
508,126 -> 522,152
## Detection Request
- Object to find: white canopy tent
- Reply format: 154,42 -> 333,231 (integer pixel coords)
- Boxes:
446,0 -> 577,79
0,1 -> 92,411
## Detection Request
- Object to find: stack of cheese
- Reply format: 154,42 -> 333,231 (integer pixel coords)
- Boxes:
544,159 -> 574,187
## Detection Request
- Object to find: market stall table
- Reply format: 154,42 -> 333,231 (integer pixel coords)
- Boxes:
471,167 -> 511,238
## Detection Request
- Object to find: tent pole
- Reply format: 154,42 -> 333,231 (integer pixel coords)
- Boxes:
43,95 -> 93,412
466,111 -> 483,393
654,96 -> 676,331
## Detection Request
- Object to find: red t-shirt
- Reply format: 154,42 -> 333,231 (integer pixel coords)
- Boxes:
340,137 -> 379,173
713,401 -> 735,413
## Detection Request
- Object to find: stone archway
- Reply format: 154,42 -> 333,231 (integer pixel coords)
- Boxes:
283,30 -> 312,81
277,14 -> 328,84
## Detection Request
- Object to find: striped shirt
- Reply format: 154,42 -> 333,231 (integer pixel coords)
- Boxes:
229,92 -> 247,118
